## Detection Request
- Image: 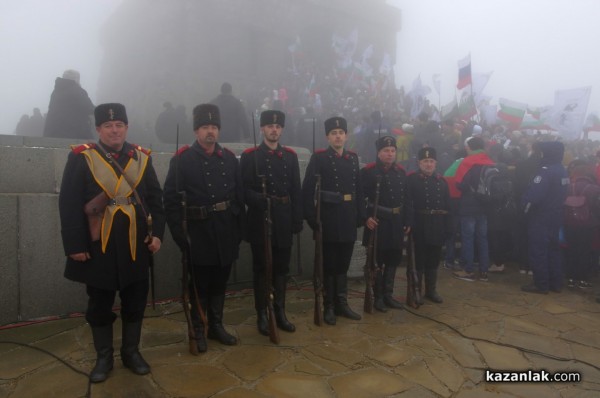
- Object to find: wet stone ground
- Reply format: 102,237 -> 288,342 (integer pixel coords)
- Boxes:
1,264 -> 599,397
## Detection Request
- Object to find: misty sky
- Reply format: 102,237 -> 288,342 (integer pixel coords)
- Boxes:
389,0 -> 600,116
1,0 -> 599,134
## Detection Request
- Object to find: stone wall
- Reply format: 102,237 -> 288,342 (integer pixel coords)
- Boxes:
0,135 -> 325,325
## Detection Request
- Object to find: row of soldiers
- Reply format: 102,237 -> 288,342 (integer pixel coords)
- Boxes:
58,102 -> 451,383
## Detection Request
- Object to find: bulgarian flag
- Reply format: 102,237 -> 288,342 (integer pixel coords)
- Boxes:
497,98 -> 527,126
443,158 -> 464,198
456,54 -> 472,89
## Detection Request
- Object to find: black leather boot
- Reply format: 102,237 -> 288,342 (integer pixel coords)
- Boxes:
89,324 -> 114,383
334,274 -> 361,320
121,321 -> 150,375
374,270 -> 388,313
425,268 -> 443,303
190,297 -> 208,353
207,295 -> 237,345
274,275 -> 295,332
383,266 -> 404,309
323,274 -> 336,325
253,273 -> 269,336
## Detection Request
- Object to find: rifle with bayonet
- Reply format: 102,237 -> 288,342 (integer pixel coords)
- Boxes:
363,175 -> 382,314
312,117 -> 324,326
253,115 -> 280,344
406,233 -> 422,309
176,125 -> 208,354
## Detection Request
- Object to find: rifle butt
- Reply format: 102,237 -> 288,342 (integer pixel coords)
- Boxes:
314,297 -> 323,326
363,291 -> 374,314
267,306 -> 280,344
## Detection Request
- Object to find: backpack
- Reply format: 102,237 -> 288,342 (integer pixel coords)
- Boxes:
564,183 -> 592,227
475,164 -> 513,205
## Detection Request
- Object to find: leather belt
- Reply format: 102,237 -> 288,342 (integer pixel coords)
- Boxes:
321,190 -> 353,204
187,201 -> 231,220
418,209 -> 448,215
108,196 -> 137,206
269,195 -> 290,205
378,205 -> 402,215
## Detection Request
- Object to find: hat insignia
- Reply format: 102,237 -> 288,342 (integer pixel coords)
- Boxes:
335,120 -> 339,127
208,112 -> 212,120
273,114 -> 277,123
108,109 -> 115,120
425,150 -> 429,158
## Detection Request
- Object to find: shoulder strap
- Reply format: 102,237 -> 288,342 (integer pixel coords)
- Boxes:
95,144 -> 149,220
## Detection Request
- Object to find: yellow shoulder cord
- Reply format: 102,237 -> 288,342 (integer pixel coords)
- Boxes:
82,147 -> 149,260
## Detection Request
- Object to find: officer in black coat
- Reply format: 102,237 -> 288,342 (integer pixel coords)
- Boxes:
407,147 -> 451,303
302,116 -> 366,325
163,104 -> 244,351
362,136 -> 412,312
59,103 -> 165,382
240,110 -> 303,336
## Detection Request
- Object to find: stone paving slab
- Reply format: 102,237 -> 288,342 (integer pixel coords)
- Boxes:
2,268 -> 600,397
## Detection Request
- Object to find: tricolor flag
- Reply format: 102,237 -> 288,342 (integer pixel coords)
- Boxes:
497,98 -> 527,126
456,54 -> 472,90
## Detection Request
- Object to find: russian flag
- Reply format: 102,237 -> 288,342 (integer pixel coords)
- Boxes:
456,54 -> 471,90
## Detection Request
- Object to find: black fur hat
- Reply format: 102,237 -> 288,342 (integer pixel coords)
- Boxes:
324,116 -> 347,135
418,147 -> 437,160
260,110 -> 285,127
193,104 -> 220,130
94,103 -> 128,126
375,135 -> 397,152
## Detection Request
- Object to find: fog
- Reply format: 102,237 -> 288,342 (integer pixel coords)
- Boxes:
390,0 -> 600,119
1,0 -> 599,136
0,0 -> 122,134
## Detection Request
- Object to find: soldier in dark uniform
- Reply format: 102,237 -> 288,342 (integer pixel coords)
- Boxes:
163,104 -> 244,352
302,116 -> 366,325
240,110 -> 303,336
407,147 -> 451,303
59,103 -> 165,383
362,136 -> 412,312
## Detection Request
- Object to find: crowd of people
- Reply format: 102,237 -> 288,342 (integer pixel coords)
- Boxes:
40,60 -> 599,384
57,97 -> 600,384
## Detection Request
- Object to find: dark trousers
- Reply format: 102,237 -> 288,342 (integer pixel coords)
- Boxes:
190,264 -> 232,300
414,241 -> 442,273
86,279 -> 148,326
376,249 -> 402,269
528,221 -> 563,291
251,244 -> 291,276
323,241 -> 355,276
564,227 -> 595,281
488,229 -> 512,266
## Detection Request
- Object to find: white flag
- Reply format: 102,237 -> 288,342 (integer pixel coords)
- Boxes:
472,72 -> 493,107
409,75 -> 432,119
549,86 -> 592,139
432,74 -> 441,96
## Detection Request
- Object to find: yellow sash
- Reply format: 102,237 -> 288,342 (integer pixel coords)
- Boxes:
78,147 -> 149,260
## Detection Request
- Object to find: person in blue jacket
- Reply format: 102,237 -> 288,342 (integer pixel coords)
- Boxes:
521,141 -> 569,294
